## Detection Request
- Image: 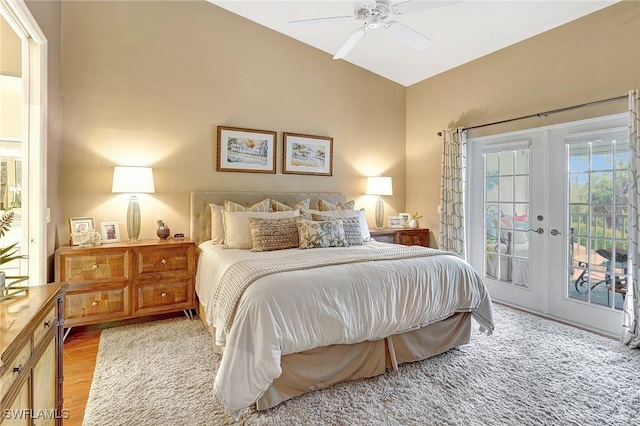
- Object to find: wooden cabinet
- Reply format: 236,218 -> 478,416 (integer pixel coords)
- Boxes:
1,283 -> 66,425
369,228 -> 430,247
54,239 -> 195,328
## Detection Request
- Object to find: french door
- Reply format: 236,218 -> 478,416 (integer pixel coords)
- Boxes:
468,113 -> 628,337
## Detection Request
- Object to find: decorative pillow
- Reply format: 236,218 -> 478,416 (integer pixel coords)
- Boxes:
209,203 -> 225,244
249,217 -> 300,251
222,210 -> 299,249
317,199 -> 355,211
296,219 -> 348,249
312,213 -> 363,246
270,198 -> 310,212
224,199 -> 270,212
310,208 -> 371,241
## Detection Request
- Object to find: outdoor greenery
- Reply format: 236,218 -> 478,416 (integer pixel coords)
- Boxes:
0,210 -> 28,299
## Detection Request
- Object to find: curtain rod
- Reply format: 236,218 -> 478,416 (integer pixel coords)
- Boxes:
436,94 -> 628,137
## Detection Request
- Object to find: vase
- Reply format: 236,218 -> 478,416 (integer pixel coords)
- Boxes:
409,219 -> 418,229
157,226 -> 170,240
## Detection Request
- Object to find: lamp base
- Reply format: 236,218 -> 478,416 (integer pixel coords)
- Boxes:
375,196 -> 384,229
126,195 -> 142,243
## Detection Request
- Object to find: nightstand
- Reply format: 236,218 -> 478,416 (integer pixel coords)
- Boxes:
370,228 -> 430,247
54,239 -> 196,331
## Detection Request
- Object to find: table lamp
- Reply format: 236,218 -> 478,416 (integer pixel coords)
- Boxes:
111,166 -> 155,242
366,176 -> 393,229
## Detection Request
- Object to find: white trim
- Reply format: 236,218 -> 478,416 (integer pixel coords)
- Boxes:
1,0 -> 47,286
564,126 -> 628,143
481,139 -> 531,154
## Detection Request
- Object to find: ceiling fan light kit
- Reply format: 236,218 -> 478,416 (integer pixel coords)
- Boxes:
289,0 -> 450,60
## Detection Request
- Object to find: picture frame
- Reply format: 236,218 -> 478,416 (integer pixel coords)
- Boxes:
69,217 -> 95,245
399,213 -> 411,227
100,221 -> 121,243
388,216 -> 404,229
216,126 -> 277,174
283,132 -> 333,176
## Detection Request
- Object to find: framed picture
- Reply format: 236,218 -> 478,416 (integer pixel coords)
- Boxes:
69,217 -> 95,245
100,221 -> 121,243
399,213 -> 411,227
216,126 -> 277,174
388,216 -> 404,229
283,132 -> 333,176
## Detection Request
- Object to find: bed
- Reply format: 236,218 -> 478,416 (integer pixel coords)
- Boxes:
190,191 -> 494,417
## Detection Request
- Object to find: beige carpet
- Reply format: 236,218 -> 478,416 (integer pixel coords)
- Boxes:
83,305 -> 640,425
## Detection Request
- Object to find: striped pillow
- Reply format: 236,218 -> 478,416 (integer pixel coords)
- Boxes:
249,217 -> 300,252
224,199 -> 270,212
318,199 -> 355,211
270,198 -> 310,212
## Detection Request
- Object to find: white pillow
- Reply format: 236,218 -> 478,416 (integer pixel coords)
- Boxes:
308,208 -> 371,241
222,210 -> 300,249
209,204 -> 225,245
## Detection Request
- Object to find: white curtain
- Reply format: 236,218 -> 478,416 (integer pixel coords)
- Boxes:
438,128 -> 467,258
623,89 -> 640,347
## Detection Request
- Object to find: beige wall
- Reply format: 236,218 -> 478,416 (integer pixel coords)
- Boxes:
0,15 -> 21,77
25,0 -> 62,280
406,0 -> 640,239
60,0 -> 406,243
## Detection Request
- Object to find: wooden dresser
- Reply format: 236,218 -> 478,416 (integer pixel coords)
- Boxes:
369,228 -> 430,247
1,283 -> 66,425
54,239 -> 195,329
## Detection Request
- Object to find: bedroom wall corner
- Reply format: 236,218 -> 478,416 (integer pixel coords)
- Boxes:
405,0 -> 640,242
59,0 -> 407,243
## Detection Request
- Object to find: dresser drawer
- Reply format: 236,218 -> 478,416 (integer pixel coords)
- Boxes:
134,280 -> 193,315
32,306 -> 56,350
60,251 -> 129,282
64,284 -> 130,326
136,246 -> 192,275
0,342 -> 30,402
399,232 -> 429,246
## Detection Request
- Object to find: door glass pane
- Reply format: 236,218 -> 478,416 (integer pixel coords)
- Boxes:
484,147 -> 530,288
568,139 -> 628,310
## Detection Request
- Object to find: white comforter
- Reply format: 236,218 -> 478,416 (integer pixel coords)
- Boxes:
196,241 -> 494,416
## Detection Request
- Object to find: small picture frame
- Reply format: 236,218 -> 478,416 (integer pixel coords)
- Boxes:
388,216 -> 404,229
216,126 -> 277,174
283,132 -> 333,176
69,217 -> 95,245
399,213 -> 411,227
100,221 -> 121,243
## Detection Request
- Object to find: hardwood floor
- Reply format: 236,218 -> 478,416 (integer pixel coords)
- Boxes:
62,312 -> 184,425
62,328 -> 101,426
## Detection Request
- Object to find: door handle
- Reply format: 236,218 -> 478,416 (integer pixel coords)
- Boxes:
550,229 -> 562,236
528,227 -> 544,234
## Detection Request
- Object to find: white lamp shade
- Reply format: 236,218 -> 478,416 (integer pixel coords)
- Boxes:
366,176 -> 393,196
112,166 -> 155,194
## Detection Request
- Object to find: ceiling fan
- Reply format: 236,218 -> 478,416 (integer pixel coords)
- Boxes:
288,0 -> 455,60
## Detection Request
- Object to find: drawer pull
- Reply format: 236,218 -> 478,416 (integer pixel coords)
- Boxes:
92,264 -> 99,270
13,364 -> 23,374
161,258 -> 167,265
91,301 -> 99,307
44,319 -> 52,328
161,292 -> 167,298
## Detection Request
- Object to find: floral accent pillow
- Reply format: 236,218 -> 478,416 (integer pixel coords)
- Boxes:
296,219 -> 348,249
311,214 -> 363,246
317,199 -> 355,211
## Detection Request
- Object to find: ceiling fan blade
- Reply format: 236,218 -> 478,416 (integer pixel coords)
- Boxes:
333,28 -> 366,60
288,15 -> 355,25
392,0 -> 461,15
385,21 -> 432,50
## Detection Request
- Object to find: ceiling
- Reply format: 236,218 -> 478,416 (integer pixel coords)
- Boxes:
208,0 -> 620,87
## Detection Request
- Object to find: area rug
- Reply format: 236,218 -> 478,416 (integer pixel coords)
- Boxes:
82,305 -> 640,425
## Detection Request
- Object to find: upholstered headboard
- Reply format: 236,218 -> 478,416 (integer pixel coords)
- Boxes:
189,191 -> 347,245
